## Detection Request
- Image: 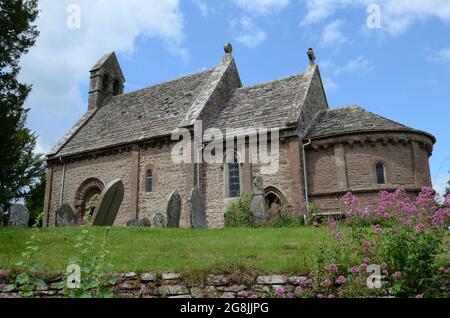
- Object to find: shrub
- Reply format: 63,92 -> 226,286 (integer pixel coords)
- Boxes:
224,193 -> 251,227
336,188 -> 450,297
64,227 -> 116,298
264,202 -> 305,227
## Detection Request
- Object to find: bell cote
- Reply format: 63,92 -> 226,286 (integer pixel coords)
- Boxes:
88,52 -> 125,111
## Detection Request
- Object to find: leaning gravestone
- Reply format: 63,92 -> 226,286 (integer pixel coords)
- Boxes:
250,176 -> 268,226
152,213 -> 165,228
189,188 -> 207,228
56,203 -> 75,227
92,179 -> 124,226
8,204 -> 30,227
166,190 -> 181,228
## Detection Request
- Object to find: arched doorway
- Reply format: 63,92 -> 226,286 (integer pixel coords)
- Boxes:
264,186 -> 286,210
74,178 -> 105,224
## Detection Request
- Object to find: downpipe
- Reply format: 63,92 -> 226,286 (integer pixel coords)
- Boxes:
302,139 -> 312,223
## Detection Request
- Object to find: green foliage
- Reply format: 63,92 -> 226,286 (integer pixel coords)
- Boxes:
25,169 -> 46,227
4,213 -> 44,297
64,227 -> 116,298
445,172 -> 450,197
264,203 -> 305,228
225,193 -> 251,227
382,228 -> 444,297
0,0 -> 43,209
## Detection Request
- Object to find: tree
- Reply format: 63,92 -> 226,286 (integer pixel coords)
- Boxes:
0,0 -> 43,210
24,161 -> 46,226
445,172 -> 450,198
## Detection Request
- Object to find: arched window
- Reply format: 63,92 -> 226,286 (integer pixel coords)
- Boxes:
113,79 -> 121,96
146,170 -> 153,192
227,152 -> 241,198
102,74 -> 110,92
376,163 -> 386,184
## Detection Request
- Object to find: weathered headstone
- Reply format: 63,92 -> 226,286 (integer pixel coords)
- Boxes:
250,176 -> 268,226
166,190 -> 181,228
189,188 -> 207,228
92,179 -> 124,226
127,217 -> 151,227
139,217 -> 151,227
8,204 -> 29,227
152,213 -> 165,228
56,203 -> 75,227
126,219 -> 140,227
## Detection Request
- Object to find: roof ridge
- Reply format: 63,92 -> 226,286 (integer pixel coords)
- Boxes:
238,71 -> 305,91
112,68 -> 214,100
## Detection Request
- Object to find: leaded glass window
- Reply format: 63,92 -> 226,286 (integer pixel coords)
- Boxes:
228,156 -> 240,198
376,163 -> 385,184
146,170 -> 153,192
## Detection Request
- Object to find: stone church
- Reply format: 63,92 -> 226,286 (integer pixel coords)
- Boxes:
43,46 -> 435,228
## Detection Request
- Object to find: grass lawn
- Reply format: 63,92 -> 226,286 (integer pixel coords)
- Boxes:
0,226 -> 337,275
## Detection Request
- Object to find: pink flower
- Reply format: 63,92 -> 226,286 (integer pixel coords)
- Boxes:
415,294 -> 423,298
275,287 -> 284,296
335,232 -> 344,239
416,223 -> 425,233
317,294 -> 324,298
392,271 -> 401,279
382,269 -> 389,276
287,292 -> 294,299
313,221 -> 320,227
349,267 -> 358,274
328,294 -> 335,298
248,292 -> 258,298
0,283 -> 5,290
360,263 -> 368,270
383,212 -> 390,220
363,257 -> 371,264
327,264 -> 337,271
322,278 -> 333,287
0,270 -> 7,278
336,275 -> 346,285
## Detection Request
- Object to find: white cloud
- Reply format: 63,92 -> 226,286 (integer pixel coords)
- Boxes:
19,0 -> 186,153
427,48 -> 450,64
233,17 -> 268,48
232,0 -> 290,15
301,0 -> 450,36
323,77 -> 339,91
192,0 -> 209,17
433,173 -> 449,196
321,19 -> 348,47
332,55 -> 374,76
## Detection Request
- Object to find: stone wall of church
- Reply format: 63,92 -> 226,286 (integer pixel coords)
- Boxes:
46,150 -> 133,226
203,139 -> 302,228
137,143 -> 187,225
305,132 -> 434,214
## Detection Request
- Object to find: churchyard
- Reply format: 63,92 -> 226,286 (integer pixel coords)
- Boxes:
0,186 -> 448,298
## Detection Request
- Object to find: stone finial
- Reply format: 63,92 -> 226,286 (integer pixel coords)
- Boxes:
224,43 -> 233,54
307,48 -> 316,65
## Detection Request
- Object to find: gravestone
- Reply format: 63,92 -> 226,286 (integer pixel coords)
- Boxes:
56,203 -> 75,227
127,217 -> 151,227
189,188 -> 207,228
92,179 -> 124,226
250,176 -> 268,226
152,213 -> 165,228
126,219 -> 140,227
139,217 -> 151,227
166,190 -> 181,228
8,204 -> 29,227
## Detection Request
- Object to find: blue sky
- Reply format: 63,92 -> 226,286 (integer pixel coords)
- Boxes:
19,0 -> 450,194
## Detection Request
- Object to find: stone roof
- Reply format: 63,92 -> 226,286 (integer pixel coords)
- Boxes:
305,105 -> 435,141
52,69 -> 213,157
207,72 -> 307,130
